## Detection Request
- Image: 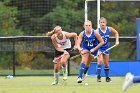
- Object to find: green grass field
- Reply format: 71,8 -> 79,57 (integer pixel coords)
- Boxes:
0,76 -> 140,93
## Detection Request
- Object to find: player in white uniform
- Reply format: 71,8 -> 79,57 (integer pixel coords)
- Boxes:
47,26 -> 77,85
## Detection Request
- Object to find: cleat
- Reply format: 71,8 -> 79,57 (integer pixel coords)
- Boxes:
122,73 -> 134,91
97,76 -> 101,82
63,76 -> 67,81
77,78 -> 83,83
51,82 -> 58,85
51,80 -> 58,85
106,77 -> 112,82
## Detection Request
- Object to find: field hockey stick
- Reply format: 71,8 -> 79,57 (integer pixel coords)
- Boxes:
70,45 -> 116,61
70,50 -> 90,60
93,44 -> 116,60
70,54 -> 80,60
70,48 -> 77,52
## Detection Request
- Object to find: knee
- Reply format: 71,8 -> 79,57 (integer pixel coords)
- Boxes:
104,63 -> 109,67
54,65 -> 59,72
97,60 -> 103,64
54,68 -> 59,72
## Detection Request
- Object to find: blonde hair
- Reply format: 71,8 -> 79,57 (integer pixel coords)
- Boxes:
84,20 -> 92,26
99,17 -> 107,23
53,26 -> 61,32
47,26 -> 61,36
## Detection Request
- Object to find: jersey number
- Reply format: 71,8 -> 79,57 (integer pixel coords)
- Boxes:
87,41 -> 93,46
103,38 -> 107,43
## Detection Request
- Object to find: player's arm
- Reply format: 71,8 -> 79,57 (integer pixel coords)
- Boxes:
77,32 -> 83,51
109,27 -> 119,46
65,32 -> 78,49
51,35 -> 65,52
91,30 -> 104,53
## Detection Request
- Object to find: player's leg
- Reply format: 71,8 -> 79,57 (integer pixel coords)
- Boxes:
123,72 -> 140,91
82,54 -> 94,81
60,52 -> 70,81
77,50 -> 89,83
97,53 -> 103,82
133,76 -> 140,83
122,73 -> 134,91
103,54 -> 112,82
83,50 -> 97,81
52,50 -> 63,85
52,60 -> 60,85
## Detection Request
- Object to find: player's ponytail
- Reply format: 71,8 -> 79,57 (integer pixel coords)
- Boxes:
47,30 -> 55,36
47,26 -> 61,36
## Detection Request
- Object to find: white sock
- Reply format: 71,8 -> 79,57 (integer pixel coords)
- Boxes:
54,72 -> 59,82
62,65 -> 68,77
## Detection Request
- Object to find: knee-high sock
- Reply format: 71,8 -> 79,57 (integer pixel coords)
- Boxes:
62,65 -> 68,77
104,66 -> 109,78
84,66 -> 89,74
54,72 -> 59,82
97,64 -> 102,77
133,77 -> 140,83
78,63 -> 86,78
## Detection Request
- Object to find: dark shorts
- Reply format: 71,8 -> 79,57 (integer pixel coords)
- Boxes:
54,48 -> 71,58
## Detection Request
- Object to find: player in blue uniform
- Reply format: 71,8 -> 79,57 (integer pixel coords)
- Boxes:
96,17 -> 119,82
122,72 -> 140,91
77,20 -> 104,83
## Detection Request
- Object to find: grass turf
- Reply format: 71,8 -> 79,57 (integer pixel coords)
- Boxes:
0,76 -> 140,93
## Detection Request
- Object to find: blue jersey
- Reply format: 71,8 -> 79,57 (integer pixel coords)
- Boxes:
81,29 -> 98,56
98,26 -> 110,54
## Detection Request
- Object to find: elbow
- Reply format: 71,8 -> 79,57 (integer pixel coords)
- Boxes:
73,33 -> 78,39
74,33 -> 78,37
55,47 -> 61,52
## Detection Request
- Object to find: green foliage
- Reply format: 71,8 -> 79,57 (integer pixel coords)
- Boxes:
0,0 -> 24,36
10,0 -> 55,35
100,2 -> 139,36
0,52 -> 13,69
46,0 -> 85,34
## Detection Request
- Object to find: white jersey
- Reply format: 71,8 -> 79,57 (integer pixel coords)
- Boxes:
55,31 -> 71,49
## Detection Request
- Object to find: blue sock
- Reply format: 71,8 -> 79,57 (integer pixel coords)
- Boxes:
133,77 -> 140,83
104,66 -> 109,78
78,63 -> 86,78
97,64 -> 102,77
84,66 -> 89,74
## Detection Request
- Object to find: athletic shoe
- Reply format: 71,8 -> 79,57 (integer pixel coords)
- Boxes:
77,78 -> 83,83
63,76 -> 67,81
51,80 -> 59,85
122,73 -> 134,91
97,76 -> 101,82
106,77 -> 112,82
